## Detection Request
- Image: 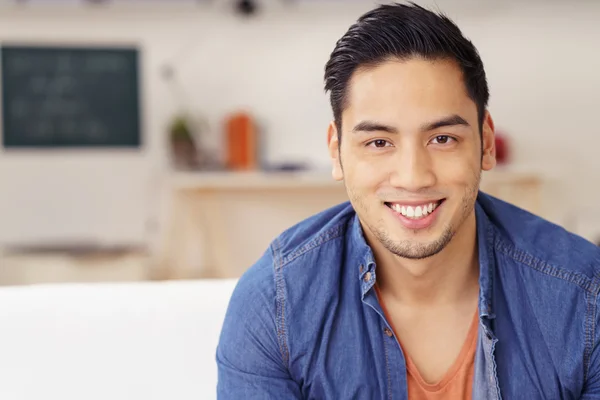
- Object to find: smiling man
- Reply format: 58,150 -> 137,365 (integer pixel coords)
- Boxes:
216,3 -> 600,399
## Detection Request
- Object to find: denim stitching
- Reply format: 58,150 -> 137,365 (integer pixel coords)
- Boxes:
272,219 -> 356,371
492,228 -> 600,392
272,237 -> 290,367
493,233 -> 598,293
382,330 -> 393,400
281,224 -> 346,266
584,291 -> 593,382
584,273 -> 600,382
485,222 -> 496,315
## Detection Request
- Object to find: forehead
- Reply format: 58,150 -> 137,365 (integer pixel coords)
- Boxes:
344,58 -> 477,126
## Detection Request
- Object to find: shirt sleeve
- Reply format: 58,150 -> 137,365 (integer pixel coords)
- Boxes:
580,291 -> 600,399
216,247 -> 302,399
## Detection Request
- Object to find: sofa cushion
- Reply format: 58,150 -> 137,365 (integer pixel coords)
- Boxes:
0,279 -> 237,400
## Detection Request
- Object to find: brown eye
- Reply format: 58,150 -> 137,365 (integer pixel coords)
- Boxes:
368,139 -> 390,148
431,135 -> 455,145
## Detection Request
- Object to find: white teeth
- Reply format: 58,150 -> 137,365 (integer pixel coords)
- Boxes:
389,201 -> 440,219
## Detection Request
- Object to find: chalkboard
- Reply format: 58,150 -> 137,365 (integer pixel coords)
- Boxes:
1,45 -> 140,148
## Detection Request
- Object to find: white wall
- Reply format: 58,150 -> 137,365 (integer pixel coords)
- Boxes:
0,0 -> 598,247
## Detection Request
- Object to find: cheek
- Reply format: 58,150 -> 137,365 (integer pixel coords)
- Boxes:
344,156 -> 387,191
432,151 -> 480,185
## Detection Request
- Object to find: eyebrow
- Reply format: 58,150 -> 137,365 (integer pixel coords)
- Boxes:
352,121 -> 398,134
421,115 -> 470,131
351,114 -> 470,135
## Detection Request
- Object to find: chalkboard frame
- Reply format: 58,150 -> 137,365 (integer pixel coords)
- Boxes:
0,44 -> 142,149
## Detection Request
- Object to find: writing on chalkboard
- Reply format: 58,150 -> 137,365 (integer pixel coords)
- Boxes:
1,45 -> 141,148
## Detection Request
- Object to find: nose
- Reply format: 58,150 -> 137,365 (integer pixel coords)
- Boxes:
388,143 -> 436,192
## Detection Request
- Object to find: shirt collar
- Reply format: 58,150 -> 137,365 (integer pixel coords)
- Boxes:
348,193 -> 497,318
474,196 -> 497,320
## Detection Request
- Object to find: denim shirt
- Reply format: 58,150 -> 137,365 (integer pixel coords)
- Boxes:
216,192 -> 600,399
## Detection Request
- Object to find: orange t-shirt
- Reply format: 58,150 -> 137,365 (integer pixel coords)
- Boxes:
376,286 -> 478,400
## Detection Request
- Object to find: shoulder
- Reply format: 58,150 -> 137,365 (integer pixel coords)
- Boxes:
219,201 -> 357,361
479,192 -> 600,283
272,201 -> 355,267
479,192 -> 600,387
228,201 -> 356,307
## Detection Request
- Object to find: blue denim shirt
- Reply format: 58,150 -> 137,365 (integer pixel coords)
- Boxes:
216,192 -> 600,399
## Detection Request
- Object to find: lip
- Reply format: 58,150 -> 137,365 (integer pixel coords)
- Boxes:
386,199 -> 445,230
385,198 -> 444,207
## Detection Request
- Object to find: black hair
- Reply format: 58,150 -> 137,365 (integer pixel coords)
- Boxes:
324,2 -> 489,138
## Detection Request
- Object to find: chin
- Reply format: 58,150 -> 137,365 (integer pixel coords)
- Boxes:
382,226 -> 455,260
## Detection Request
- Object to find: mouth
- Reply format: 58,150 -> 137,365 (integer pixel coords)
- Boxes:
384,199 -> 446,220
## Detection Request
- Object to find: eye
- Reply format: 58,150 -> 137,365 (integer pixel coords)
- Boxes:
430,135 -> 456,145
367,139 -> 392,148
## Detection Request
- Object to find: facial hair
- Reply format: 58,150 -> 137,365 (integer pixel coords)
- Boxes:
348,169 -> 481,260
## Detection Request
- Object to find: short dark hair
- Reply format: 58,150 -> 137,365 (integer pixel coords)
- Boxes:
324,2 -> 489,138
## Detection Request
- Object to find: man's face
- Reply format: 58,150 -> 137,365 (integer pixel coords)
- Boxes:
328,57 -> 496,260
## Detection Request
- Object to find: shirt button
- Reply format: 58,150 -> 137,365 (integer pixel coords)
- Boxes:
383,327 -> 393,337
363,271 -> 372,282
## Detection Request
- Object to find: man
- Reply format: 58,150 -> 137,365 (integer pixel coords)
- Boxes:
216,2 -> 600,399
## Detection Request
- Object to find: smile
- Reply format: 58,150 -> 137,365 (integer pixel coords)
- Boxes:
385,199 -> 445,229
384,200 -> 445,220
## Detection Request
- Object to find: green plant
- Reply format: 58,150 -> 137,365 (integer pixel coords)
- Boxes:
169,115 -> 193,142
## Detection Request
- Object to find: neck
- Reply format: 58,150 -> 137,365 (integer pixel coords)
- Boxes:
370,212 -> 479,307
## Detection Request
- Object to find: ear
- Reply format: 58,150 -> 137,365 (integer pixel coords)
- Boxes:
481,111 -> 496,171
327,121 -> 344,181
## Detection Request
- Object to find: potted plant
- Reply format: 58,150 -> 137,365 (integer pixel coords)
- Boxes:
169,114 -> 198,169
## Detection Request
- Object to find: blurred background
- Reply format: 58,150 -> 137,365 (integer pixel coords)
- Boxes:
0,0 -> 598,285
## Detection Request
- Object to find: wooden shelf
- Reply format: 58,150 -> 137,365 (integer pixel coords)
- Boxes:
170,170 -> 343,191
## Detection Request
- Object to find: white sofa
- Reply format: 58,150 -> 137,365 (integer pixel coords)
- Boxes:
0,279 -> 238,400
